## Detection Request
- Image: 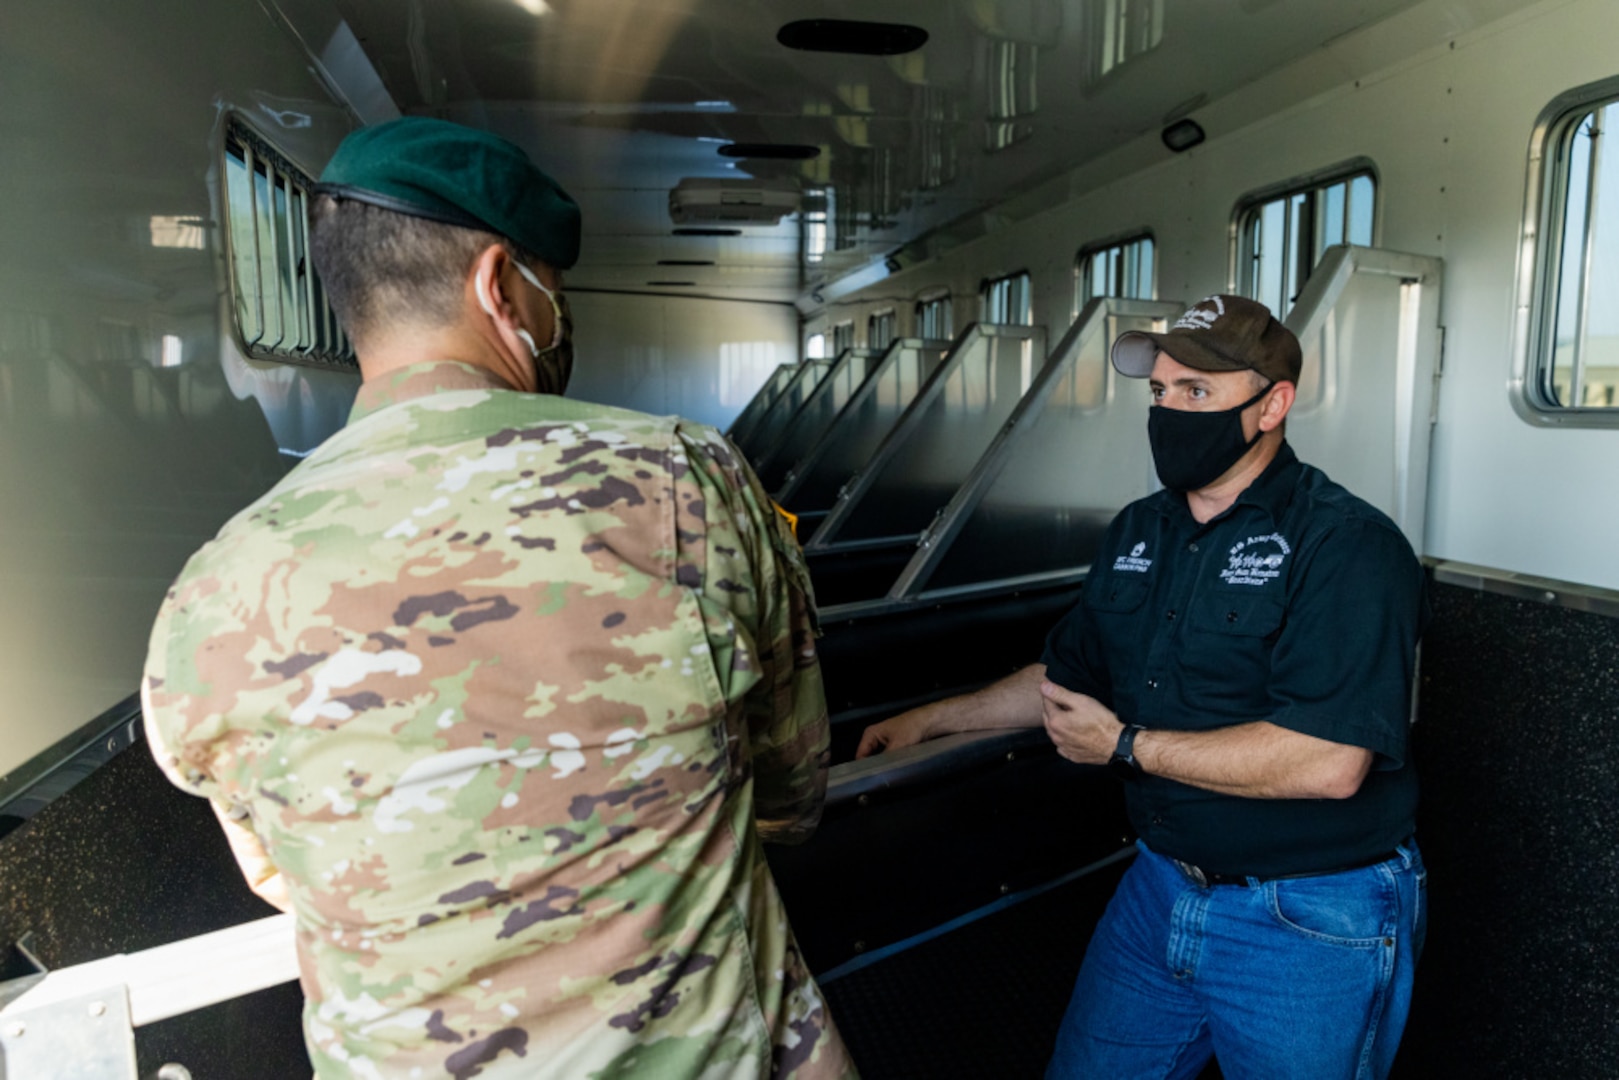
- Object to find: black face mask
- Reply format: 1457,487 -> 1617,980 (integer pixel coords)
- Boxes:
1147,384 -> 1272,493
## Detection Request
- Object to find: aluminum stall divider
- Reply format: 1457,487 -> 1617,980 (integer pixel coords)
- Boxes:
1280,244 -> 1443,553
752,348 -> 881,493
891,298 -> 1186,598
734,358 -> 832,463
774,338 -> 953,518
724,363 -> 796,447
806,323 -> 1047,553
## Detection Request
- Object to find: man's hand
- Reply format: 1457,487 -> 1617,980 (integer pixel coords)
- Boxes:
1039,680 -> 1123,765
856,706 -> 937,759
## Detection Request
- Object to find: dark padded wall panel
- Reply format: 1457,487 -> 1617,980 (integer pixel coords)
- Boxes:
767,755 -> 1131,975
1399,579 -> 1619,1078
0,746 -> 304,1078
821,857 -> 1130,1079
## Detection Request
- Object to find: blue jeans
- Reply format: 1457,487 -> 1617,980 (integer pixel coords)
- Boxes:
1047,840 -> 1426,1080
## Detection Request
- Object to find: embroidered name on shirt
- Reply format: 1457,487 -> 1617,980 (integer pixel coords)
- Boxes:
1220,532 -> 1291,586
1114,541 -> 1153,573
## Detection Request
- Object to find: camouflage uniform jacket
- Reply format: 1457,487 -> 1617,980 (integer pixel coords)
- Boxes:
142,360 -> 854,1079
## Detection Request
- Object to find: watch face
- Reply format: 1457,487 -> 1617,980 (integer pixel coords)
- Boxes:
1109,755 -> 1141,781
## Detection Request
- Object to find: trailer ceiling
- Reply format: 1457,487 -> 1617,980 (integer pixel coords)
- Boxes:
327,0 -> 1429,304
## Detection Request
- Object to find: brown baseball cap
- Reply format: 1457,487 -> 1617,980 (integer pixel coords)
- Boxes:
1111,294 -> 1302,384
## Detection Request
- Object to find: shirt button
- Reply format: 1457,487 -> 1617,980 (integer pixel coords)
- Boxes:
1152,815 -> 1165,826
1146,678 -> 1159,690
1166,610 -> 1177,622
1188,542 -> 1199,553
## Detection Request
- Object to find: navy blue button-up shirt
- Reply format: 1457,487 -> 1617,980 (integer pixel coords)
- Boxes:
1042,442 -> 1426,877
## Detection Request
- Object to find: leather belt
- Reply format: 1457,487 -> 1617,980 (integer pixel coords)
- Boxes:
1171,849 -> 1399,888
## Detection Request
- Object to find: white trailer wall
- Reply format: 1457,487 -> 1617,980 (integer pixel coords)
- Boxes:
810,0 -> 1619,591
0,1 -> 362,778
565,293 -> 797,431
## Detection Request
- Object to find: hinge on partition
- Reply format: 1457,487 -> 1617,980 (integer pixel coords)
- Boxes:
0,984 -> 138,1079
1430,325 -> 1446,426
917,508 -> 946,550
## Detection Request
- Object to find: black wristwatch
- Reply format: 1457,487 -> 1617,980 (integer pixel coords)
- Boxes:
1109,725 -> 1146,780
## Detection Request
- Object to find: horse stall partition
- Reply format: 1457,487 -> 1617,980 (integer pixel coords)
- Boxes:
731,358 -> 831,463
723,362 -> 796,449
776,338 -> 952,604
774,338 -> 953,515
1281,244 -> 1443,550
751,347 -> 880,494
893,297 -> 1185,598
802,325 -> 1045,606
808,324 -> 1048,552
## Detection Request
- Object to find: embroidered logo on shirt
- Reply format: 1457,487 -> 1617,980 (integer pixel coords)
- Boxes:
1114,542 -> 1153,573
1220,533 -> 1291,586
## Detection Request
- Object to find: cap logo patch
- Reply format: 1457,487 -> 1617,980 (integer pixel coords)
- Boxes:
1173,295 -> 1225,332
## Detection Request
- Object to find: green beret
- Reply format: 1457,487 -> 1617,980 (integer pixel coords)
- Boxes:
315,117 -> 581,270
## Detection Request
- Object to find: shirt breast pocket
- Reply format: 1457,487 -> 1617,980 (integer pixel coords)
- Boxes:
1181,592 -> 1286,715
1086,576 -> 1149,615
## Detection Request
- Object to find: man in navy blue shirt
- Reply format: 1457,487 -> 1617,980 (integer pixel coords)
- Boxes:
858,295 -> 1427,1079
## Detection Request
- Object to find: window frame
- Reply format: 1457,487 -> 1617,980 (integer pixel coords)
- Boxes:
981,270 -> 1033,326
221,114 -> 356,370
915,289 -> 954,341
867,308 -> 897,350
1073,229 -> 1157,318
1512,75 -> 1619,427
830,320 -> 855,355
1227,157 -> 1379,320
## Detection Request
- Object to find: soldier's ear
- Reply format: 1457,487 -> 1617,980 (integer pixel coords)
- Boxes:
1259,381 -> 1296,432
469,244 -> 514,322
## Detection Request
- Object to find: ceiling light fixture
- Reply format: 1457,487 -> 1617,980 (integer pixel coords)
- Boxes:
1161,118 -> 1206,153
511,0 -> 551,15
777,19 -> 929,56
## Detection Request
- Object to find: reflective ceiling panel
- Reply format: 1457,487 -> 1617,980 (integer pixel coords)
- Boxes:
330,0 -> 1429,303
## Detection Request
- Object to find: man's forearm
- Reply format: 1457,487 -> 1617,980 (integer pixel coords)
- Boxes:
1134,721 -> 1373,800
927,663 -> 1049,738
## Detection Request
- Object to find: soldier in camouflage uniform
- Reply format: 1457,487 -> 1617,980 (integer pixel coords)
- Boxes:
142,117 -> 854,1079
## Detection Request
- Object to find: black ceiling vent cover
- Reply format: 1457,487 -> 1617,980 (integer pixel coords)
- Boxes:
657,260 -> 716,266
647,280 -> 697,287
673,227 -> 742,237
777,19 -> 928,56
719,143 -> 821,160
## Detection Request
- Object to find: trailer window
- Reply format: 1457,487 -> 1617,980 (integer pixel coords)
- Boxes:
223,117 -> 355,369
916,293 -> 954,340
1235,167 -> 1375,320
1076,233 -> 1155,314
867,309 -> 897,350
1527,94 -> 1619,410
983,271 -> 1032,325
831,321 -> 855,355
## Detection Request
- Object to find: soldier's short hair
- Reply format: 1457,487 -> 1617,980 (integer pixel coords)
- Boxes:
309,196 -> 538,350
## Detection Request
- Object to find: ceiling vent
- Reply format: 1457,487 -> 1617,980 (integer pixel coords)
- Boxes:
777,19 -> 929,55
669,177 -> 801,226
719,143 -> 821,160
